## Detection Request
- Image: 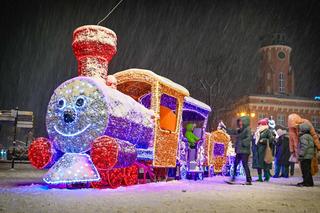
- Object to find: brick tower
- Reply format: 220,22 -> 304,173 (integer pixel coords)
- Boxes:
258,33 -> 294,96
221,33 -> 320,131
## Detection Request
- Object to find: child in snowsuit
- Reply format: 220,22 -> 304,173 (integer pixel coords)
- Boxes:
297,123 -> 315,187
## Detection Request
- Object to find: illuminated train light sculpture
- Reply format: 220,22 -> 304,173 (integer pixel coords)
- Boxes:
28,25 -> 229,188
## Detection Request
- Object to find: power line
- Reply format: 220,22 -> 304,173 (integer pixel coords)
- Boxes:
97,0 -> 125,26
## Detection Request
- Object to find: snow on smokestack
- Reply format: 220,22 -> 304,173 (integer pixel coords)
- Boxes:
72,25 -> 117,83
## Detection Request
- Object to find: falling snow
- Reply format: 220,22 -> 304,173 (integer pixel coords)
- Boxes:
1,0 -> 320,136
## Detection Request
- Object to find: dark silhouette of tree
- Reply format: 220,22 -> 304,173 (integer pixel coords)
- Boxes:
192,54 -> 237,131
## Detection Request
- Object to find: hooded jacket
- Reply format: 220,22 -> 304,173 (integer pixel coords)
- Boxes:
227,116 -> 251,154
288,114 -> 320,155
298,123 -> 315,160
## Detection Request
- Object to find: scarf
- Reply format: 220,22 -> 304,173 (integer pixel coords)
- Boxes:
255,125 -> 269,145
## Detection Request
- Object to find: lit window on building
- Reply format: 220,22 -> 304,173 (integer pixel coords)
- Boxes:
277,114 -> 286,127
311,116 -> 320,129
279,72 -> 285,93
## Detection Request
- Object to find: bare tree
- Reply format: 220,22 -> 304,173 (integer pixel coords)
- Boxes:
192,55 -> 237,131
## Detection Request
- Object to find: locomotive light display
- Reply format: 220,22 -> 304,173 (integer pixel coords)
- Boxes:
28,25 -> 231,188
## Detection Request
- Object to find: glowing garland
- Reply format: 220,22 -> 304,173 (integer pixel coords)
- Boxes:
53,124 -> 91,137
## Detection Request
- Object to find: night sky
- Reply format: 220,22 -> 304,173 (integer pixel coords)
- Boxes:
1,0 -> 320,136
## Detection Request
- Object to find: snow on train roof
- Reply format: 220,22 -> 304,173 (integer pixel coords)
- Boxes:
184,96 -> 211,112
114,69 -> 190,96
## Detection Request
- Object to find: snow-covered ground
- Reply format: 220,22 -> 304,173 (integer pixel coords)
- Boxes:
0,164 -> 320,213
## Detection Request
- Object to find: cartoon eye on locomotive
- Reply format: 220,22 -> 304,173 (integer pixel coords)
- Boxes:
28,25 -> 231,188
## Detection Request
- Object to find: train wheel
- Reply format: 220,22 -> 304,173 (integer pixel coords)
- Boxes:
123,164 -> 138,186
91,180 -> 107,189
107,168 -> 123,188
180,165 -> 187,180
197,172 -> 204,180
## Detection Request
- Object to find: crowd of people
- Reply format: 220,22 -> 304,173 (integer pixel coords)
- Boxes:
219,113 -> 320,187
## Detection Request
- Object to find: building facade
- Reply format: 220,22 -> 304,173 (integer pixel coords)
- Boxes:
223,33 -> 320,131
224,95 -> 320,130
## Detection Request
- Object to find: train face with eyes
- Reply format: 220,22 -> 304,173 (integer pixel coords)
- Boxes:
28,25 -> 227,188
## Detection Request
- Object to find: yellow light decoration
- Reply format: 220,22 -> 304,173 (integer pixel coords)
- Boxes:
207,130 -> 230,173
114,69 -> 189,167
240,112 -> 246,117
250,112 -> 256,118
203,132 -> 211,166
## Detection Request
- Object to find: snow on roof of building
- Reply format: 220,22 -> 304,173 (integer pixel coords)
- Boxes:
114,69 -> 190,96
184,96 -> 211,112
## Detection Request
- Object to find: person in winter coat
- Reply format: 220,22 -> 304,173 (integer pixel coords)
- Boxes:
252,118 -> 274,182
273,129 -> 290,178
185,123 -> 199,149
288,113 -> 320,175
220,116 -> 252,185
297,123 -> 315,187
268,118 -> 278,155
268,119 -> 278,139
268,118 -> 278,176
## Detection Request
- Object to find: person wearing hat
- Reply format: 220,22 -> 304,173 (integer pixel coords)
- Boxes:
252,118 -> 274,182
268,119 -> 279,140
273,129 -> 290,178
268,118 -> 279,153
